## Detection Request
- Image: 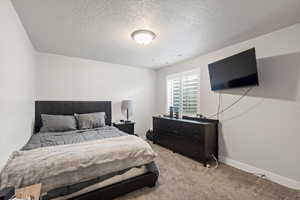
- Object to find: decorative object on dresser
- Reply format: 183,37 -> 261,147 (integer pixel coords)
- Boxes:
15,183 -> 41,200
113,121 -> 135,135
121,100 -> 134,122
153,116 -> 218,167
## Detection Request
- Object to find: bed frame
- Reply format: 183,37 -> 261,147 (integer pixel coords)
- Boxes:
34,101 -> 158,200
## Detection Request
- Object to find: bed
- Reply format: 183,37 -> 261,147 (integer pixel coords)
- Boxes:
0,101 -> 159,200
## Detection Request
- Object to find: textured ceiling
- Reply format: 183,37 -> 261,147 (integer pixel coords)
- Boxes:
12,0 -> 300,68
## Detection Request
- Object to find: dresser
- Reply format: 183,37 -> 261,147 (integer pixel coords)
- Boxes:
153,116 -> 218,166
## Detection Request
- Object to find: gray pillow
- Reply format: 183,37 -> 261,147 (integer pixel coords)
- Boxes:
75,112 -> 106,130
40,114 -> 77,132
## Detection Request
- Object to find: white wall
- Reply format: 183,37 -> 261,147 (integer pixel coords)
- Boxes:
36,53 -> 156,136
156,24 -> 300,186
0,0 -> 36,168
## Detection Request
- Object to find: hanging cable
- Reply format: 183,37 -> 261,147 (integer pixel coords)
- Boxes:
211,154 -> 219,169
207,87 -> 254,119
217,92 -> 222,120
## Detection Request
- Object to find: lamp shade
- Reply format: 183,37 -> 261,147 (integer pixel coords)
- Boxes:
121,100 -> 134,117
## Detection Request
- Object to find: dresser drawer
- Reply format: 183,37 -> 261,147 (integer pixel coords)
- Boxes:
180,122 -> 204,139
156,118 -> 182,133
155,118 -> 204,141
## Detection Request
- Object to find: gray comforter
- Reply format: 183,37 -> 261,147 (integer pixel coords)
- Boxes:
22,126 -> 127,150
1,126 -> 159,200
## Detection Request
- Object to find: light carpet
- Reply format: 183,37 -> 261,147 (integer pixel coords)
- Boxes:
117,143 -> 299,200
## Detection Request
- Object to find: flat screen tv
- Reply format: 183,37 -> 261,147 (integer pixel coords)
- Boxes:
208,48 -> 259,91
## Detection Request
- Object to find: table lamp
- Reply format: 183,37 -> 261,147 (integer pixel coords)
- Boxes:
121,100 -> 133,123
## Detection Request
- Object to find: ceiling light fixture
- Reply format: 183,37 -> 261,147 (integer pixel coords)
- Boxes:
131,29 -> 156,45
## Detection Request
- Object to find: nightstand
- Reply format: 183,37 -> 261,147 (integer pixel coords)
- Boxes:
113,122 -> 135,135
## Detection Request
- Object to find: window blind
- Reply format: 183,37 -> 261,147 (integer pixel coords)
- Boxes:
167,70 -> 199,115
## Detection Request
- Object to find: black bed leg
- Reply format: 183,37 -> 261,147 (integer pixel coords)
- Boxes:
203,158 -> 208,167
148,182 -> 156,188
147,174 -> 158,188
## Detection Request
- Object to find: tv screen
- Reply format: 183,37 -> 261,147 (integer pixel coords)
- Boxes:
208,48 -> 259,91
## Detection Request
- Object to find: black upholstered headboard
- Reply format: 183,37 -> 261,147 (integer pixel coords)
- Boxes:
35,101 -> 112,133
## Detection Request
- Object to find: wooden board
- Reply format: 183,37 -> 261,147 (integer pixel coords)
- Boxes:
15,184 -> 42,200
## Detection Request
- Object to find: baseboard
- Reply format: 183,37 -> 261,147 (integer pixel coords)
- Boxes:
219,156 -> 300,190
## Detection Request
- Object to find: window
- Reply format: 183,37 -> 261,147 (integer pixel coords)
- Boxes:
167,70 -> 200,116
